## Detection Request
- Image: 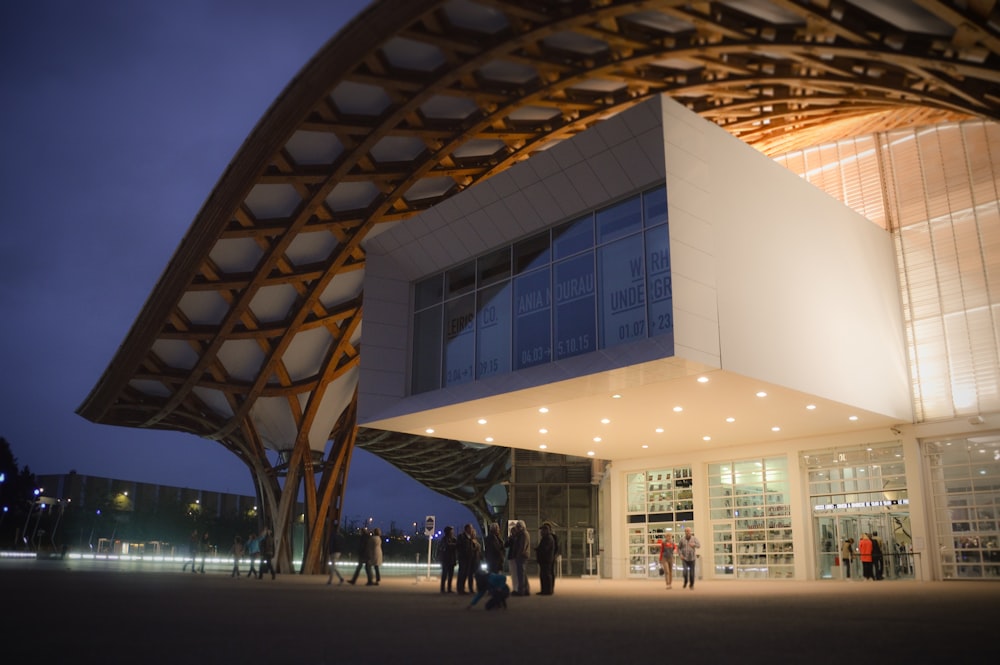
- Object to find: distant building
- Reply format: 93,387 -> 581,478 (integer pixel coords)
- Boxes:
34,471 -> 261,556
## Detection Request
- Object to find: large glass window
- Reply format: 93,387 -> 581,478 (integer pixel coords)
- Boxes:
513,268 -> 551,370
596,196 -> 641,244
644,224 -> 672,339
925,436 -> 1000,579
411,184 -> 671,394
554,254 -> 595,360
514,232 -> 550,274
708,456 -> 793,580
411,306 -> 442,393
625,466 -> 695,579
476,282 -> 511,379
598,234 -> 646,349
443,294 -> 475,386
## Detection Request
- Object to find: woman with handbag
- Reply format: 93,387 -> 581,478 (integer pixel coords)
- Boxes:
659,533 -> 676,589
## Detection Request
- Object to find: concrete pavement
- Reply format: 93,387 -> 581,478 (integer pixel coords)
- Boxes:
0,557 -> 995,664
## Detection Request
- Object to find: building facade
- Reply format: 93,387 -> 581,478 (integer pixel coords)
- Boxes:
356,95 -> 999,582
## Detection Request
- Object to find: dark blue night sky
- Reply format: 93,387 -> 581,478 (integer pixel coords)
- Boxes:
0,1 -> 476,533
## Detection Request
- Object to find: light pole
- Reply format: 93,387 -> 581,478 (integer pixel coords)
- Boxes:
21,488 -> 39,550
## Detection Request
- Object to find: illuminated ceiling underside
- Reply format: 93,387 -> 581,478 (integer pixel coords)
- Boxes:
78,0 -> 1000,490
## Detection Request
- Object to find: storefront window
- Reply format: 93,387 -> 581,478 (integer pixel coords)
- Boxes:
708,456 -> 793,579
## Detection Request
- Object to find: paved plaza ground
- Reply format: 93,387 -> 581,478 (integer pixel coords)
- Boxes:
0,556 -> 996,664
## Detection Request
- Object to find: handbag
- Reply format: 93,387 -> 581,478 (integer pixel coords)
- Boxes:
658,564 -> 665,576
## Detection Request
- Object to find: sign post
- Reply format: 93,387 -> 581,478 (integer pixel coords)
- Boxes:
424,516 -> 435,581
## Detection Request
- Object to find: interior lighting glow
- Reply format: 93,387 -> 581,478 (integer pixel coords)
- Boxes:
697,377 -> 709,383
702,436 -> 711,441
655,428 -> 664,433
593,437 -> 601,443
756,391 -> 768,398
485,437 -> 494,442
673,406 -> 683,413
849,415 -> 859,421
806,404 -> 816,410
539,444 -> 547,450
601,418 -> 610,424
612,394 -> 622,399
425,428 -> 435,434
477,418 -> 487,425
539,407 -> 549,413
539,429 -> 548,434
587,451 -> 595,456
725,417 -> 735,423
771,426 -> 781,432
641,444 -> 649,449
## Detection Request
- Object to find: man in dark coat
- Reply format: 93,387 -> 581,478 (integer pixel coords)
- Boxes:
535,523 -> 556,595
456,523 -> 482,594
484,522 -> 505,574
348,527 -> 371,585
257,527 -> 276,580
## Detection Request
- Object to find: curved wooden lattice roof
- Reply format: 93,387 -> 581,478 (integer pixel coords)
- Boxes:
78,0 -> 1000,517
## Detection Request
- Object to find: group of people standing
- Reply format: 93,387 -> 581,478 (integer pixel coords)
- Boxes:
841,531 -> 885,581
181,527 -> 275,579
436,520 -> 558,600
182,529 -> 211,574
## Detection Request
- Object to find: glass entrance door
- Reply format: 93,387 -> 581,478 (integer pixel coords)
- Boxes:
814,512 -> 912,580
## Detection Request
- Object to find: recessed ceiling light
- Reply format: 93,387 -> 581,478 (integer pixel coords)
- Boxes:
477,418 -> 487,425
725,417 -> 735,423
641,444 -> 649,449
539,444 -> 547,450
655,428 -> 664,433
756,391 -> 768,398
587,451 -> 595,456
612,394 -> 622,399
849,415 -> 859,421
771,426 -> 781,432
485,437 -> 494,443
425,428 -> 435,434
697,376 -> 709,383
702,436 -> 711,441
673,406 -> 683,413
539,428 -> 548,434
539,407 -> 549,413
593,437 -> 602,443
806,404 -> 816,410
601,418 -> 610,424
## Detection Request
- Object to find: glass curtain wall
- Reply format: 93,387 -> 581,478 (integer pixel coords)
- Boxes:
410,185 -> 672,394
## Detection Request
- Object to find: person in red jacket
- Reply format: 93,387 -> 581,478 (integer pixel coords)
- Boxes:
859,533 -> 874,580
